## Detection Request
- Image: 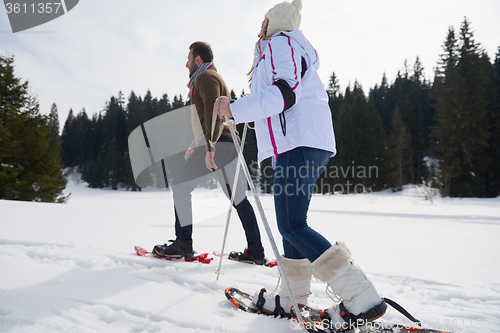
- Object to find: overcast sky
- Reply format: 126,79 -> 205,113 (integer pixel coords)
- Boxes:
2,0 -> 500,127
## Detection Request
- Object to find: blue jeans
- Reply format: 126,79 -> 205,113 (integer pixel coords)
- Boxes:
274,147 -> 332,261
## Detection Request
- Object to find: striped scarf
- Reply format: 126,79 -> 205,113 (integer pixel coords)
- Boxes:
187,62 -> 214,98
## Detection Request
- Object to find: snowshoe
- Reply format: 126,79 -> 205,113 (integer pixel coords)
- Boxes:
153,239 -> 194,260
228,249 -> 266,265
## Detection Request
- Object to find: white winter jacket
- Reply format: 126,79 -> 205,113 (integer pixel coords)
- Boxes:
231,30 -> 336,162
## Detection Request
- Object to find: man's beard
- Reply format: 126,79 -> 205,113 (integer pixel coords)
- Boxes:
188,64 -> 197,78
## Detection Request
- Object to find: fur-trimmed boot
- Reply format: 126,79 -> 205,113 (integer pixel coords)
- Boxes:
310,243 -> 386,330
252,256 -> 311,317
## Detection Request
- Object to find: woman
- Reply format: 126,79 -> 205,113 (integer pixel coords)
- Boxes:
218,0 -> 386,329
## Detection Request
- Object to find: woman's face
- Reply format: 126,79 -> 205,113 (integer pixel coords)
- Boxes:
258,17 -> 269,39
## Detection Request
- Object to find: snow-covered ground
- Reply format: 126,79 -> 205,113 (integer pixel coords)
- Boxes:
1,178 -> 500,333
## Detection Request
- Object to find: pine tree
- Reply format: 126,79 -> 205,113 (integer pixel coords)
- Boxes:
0,55 -> 68,202
0,120 -> 22,193
433,19 -> 493,197
456,19 -> 493,196
158,94 -> 172,114
49,103 -> 60,148
126,91 -> 144,135
78,94 -> 128,189
329,92 -> 365,193
172,95 -> 185,110
73,109 -> 91,167
489,46 -> 500,196
335,100 -> 355,171
326,87 -> 386,194
143,90 -> 156,120
327,71 -> 343,121
433,27 -> 461,196
124,91 -> 145,190
61,109 -> 75,166
385,107 -> 411,191
327,72 -> 341,98
369,73 -> 393,133
104,136 -> 121,190
393,58 -> 429,184
364,98 -> 386,191
0,57 -> 24,193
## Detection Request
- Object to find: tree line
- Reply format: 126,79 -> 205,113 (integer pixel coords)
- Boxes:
60,91 -> 188,190
1,18 -> 499,202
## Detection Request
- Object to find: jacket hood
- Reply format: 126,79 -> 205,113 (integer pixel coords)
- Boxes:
254,30 -> 320,70
279,30 -> 320,70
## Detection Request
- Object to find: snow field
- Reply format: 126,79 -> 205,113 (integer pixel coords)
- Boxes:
1,180 -> 499,332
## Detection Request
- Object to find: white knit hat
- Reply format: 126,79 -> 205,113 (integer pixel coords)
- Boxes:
264,0 -> 302,37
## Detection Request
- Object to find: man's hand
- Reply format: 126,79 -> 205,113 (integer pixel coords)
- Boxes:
205,151 -> 217,171
217,97 -> 232,121
185,147 -> 194,161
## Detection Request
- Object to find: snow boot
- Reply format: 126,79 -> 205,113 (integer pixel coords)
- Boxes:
310,242 -> 387,331
153,239 -> 194,260
228,249 -> 266,265
252,256 -> 311,317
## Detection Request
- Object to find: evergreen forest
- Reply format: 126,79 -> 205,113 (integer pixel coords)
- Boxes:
1,18 -> 499,201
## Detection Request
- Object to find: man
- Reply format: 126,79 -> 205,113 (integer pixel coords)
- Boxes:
153,42 -> 266,265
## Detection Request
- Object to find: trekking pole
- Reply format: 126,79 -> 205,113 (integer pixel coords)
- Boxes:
223,117 -> 308,333
214,123 -> 248,280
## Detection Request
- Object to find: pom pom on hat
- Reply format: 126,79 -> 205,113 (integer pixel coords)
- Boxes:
265,0 -> 302,37
292,0 -> 302,11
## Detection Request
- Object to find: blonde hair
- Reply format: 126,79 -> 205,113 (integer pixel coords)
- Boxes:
247,34 -> 271,84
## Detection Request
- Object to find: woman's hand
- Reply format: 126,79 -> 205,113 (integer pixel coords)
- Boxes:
217,97 -> 233,121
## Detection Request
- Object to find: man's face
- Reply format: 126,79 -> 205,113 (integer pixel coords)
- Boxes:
186,50 -> 198,77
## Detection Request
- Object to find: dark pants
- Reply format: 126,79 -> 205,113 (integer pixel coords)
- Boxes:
172,137 -> 264,255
